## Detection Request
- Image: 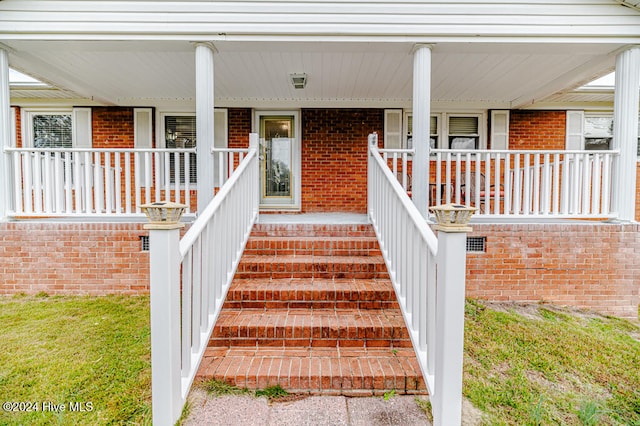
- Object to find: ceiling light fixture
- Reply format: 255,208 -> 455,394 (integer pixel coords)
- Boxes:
289,73 -> 307,89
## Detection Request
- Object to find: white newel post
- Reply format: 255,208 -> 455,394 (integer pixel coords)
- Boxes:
431,204 -> 475,426
195,42 -> 216,214
412,44 -> 433,219
0,48 -> 11,220
143,202 -> 187,426
612,46 -> 640,222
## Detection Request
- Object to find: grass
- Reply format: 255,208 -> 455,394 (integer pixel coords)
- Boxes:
0,294 -> 151,425
200,379 -> 290,402
463,299 -> 640,425
2,294 -> 639,425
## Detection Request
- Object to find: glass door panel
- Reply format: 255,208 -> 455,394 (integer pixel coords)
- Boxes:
259,114 -> 298,207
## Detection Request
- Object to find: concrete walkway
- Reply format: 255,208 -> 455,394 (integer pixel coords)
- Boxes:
184,390 -> 432,426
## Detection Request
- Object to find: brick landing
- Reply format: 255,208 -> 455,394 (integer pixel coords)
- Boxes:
196,223 -> 427,395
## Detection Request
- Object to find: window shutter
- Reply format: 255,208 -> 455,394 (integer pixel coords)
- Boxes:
490,110 -> 509,150
384,109 -> 403,149
72,107 -> 92,148
134,108 -> 153,187
565,110 -> 584,150
214,108 -> 228,148
134,108 -> 153,149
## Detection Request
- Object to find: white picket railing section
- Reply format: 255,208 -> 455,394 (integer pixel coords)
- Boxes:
5,147 -> 250,217
148,136 -> 259,425
369,134 -> 469,425
382,148 -> 619,219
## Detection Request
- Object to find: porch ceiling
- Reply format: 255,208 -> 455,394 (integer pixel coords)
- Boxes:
6,40 -> 622,109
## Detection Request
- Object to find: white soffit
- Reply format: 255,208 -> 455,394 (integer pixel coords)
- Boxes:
5,40 -> 622,108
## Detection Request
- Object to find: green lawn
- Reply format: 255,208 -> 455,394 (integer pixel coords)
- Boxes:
0,294 -> 151,426
1,294 -> 638,425
463,299 -> 640,425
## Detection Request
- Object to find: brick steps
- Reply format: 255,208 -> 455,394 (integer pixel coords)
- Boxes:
244,236 -> 382,257
235,255 -> 389,280
223,278 -> 400,310
197,347 -> 426,396
197,222 -> 427,396
209,308 -> 411,348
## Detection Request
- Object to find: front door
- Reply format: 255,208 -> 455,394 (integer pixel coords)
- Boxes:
257,112 -> 300,209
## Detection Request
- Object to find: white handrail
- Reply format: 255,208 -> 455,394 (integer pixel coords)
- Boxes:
149,135 -> 259,425
369,134 -> 472,424
368,134 -> 437,391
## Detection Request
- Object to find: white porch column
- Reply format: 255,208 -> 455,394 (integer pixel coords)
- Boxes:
412,44 -> 433,218
195,42 -> 216,213
612,46 -> 640,221
0,48 -> 11,220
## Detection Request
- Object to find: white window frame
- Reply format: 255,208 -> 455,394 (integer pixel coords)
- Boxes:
22,108 -> 73,148
403,111 -> 441,151
444,112 -> 486,150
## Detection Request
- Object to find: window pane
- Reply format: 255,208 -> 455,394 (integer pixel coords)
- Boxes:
449,116 -> 478,135
584,116 -> 613,138
430,116 -> 438,135
165,116 -> 197,184
33,114 -> 72,148
585,138 -> 611,150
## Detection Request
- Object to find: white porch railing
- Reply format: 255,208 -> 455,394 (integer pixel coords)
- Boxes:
5,146 -> 250,217
368,134 -> 469,425
382,148 -> 619,219
147,135 -> 259,425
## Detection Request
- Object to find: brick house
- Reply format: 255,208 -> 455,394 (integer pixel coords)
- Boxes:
2,2 -> 640,422
1,1 -> 639,320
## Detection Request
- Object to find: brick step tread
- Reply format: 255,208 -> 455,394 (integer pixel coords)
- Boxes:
227,278 -> 396,301
196,347 -> 427,395
244,236 -> 381,257
225,278 -> 399,310
236,255 -> 388,279
210,308 -> 410,347
251,224 -> 376,238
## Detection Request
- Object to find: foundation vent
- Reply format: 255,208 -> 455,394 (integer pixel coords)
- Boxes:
466,236 -> 486,253
140,235 -> 150,252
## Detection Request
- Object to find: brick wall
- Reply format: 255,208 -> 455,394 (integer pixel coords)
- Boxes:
509,110 -> 567,150
301,108 -> 384,212
92,107 -> 136,148
0,223 -> 151,295
466,223 -> 640,319
228,108 -> 251,149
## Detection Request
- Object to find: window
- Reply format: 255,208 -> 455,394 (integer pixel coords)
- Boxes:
448,115 -> 480,149
580,114 -> 640,155
163,114 -> 197,184
584,115 -> 613,150
22,108 -> 92,148
405,114 -> 439,150
399,112 -> 485,149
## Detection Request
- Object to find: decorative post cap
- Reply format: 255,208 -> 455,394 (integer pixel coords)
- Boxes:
429,203 -> 477,232
141,201 -> 187,230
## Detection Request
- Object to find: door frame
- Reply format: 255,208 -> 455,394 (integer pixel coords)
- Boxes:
253,109 -> 301,211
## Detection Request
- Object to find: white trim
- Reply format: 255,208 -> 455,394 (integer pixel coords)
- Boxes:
254,109 -> 301,211
134,108 -> 153,149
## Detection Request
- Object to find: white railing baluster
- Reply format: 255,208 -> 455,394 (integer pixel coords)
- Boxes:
504,153 -> 511,214
494,153 -> 501,215
533,153 -> 541,215
53,152 -> 63,213
105,152 -> 113,213
592,153 -> 602,215
552,153 -> 560,215
12,152 -> 23,214
114,153 -> 122,214
33,153 -> 43,213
